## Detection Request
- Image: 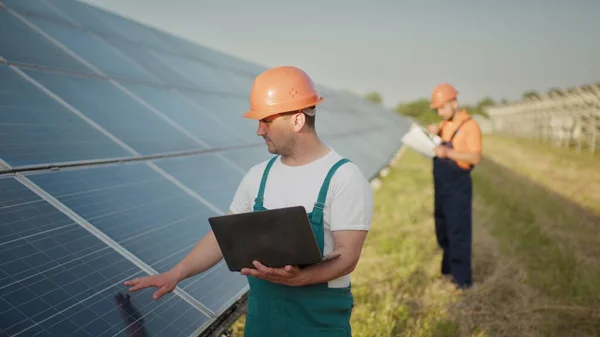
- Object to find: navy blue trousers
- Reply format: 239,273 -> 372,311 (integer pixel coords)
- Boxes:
433,157 -> 473,288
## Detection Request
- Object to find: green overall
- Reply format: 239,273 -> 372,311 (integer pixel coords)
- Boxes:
243,155 -> 355,337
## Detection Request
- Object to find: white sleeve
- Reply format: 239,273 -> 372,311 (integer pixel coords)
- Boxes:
329,164 -> 374,231
228,171 -> 254,214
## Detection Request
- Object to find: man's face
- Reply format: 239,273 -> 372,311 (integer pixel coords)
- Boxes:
436,99 -> 459,120
256,112 -> 300,155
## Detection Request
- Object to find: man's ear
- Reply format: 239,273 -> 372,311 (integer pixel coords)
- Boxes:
292,112 -> 305,132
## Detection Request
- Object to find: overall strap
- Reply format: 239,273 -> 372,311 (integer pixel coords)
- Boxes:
253,156 -> 278,211
310,158 -> 351,226
449,117 -> 472,142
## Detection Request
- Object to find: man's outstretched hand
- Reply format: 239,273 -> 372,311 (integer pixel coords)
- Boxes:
240,261 -> 304,287
124,270 -> 180,300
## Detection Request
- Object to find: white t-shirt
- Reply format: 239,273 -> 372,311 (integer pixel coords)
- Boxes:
229,148 -> 374,288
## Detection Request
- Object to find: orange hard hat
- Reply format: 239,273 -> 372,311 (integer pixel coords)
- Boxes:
430,83 -> 459,109
243,66 -> 324,120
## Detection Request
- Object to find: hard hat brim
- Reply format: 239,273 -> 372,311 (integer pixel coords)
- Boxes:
429,92 -> 459,110
243,96 -> 325,120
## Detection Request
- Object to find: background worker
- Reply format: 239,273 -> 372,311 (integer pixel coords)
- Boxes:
427,83 -> 482,289
124,66 -> 374,336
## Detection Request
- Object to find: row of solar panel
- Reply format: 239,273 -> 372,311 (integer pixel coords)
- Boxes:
0,63 -> 405,170
1,0 -> 402,135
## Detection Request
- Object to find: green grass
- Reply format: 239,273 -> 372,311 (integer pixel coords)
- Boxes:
229,140 -> 600,336
349,149 -> 463,337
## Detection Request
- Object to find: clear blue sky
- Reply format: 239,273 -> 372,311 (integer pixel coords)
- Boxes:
80,0 -> 600,108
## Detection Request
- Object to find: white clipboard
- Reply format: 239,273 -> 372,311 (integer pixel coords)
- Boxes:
401,123 -> 443,158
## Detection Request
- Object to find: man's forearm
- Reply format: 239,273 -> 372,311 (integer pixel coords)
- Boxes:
296,250 -> 358,286
447,149 -> 481,165
170,230 -> 223,281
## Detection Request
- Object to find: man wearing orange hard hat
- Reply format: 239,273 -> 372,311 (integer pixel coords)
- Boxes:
124,66 -> 373,336
427,83 -> 482,289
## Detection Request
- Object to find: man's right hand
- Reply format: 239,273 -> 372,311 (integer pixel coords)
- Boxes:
123,229 -> 224,301
427,124 -> 439,134
124,269 -> 180,300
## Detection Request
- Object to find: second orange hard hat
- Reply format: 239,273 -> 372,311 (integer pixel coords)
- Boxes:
243,66 -> 324,120
430,83 -> 459,109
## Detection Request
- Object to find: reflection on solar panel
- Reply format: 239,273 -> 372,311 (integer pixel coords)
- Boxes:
0,0 -> 411,336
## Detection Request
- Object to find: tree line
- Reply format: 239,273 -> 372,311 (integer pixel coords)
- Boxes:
360,82 -> 593,125
362,91 -> 494,125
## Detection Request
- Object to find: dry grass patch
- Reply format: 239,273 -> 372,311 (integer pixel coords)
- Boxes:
481,135 -> 600,214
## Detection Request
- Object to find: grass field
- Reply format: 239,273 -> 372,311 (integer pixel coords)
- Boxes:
229,135 -> 600,337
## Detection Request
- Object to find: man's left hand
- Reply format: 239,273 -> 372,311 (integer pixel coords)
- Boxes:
434,145 -> 450,158
240,261 -> 304,286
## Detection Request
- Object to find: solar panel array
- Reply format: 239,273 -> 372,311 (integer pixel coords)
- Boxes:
0,0 -> 411,336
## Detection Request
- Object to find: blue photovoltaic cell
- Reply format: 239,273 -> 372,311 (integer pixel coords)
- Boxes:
27,163 -> 248,314
178,261 -> 248,315
24,15 -> 162,84
0,9 -> 89,74
160,33 -> 265,77
23,68 -> 202,156
153,153 -> 244,214
119,82 -> 246,149
77,8 -> 174,52
0,177 -> 210,337
101,37 -> 199,89
183,92 -> 258,143
0,65 -> 131,167
37,0 -> 123,39
150,51 -> 241,95
1,0 -> 70,21
52,0 -> 175,53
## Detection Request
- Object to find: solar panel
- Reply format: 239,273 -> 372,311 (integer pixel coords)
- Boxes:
117,83 -> 248,149
22,68 -> 202,156
0,0 -> 68,20
0,65 -> 131,167
0,176 -> 211,337
152,153 -> 246,212
0,0 -> 412,335
25,161 -> 248,314
0,9 -> 89,73
23,14 -> 162,83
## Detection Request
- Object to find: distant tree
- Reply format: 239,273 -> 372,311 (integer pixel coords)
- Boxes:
364,91 -> 383,105
471,96 -> 494,118
501,98 -> 508,104
394,96 -> 495,124
522,90 -> 540,100
547,87 -> 564,97
477,96 -> 495,108
395,98 -> 441,125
